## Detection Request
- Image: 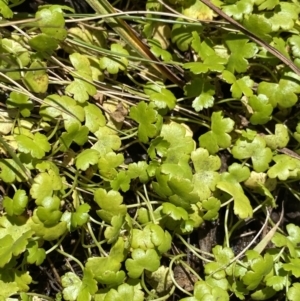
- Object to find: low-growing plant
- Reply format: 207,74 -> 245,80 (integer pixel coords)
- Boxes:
0,0 -> 300,300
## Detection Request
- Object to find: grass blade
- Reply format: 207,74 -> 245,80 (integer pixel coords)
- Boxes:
85,0 -> 184,87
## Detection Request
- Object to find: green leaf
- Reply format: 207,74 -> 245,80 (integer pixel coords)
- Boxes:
231,279 -> 249,300
0,159 -> 28,183
36,196 -> 62,227
97,282 -> 144,301
199,111 -> 234,154
242,14 -> 272,42
29,33 -> 59,54
264,124 -> 289,150
98,152 -> 124,180
71,203 -> 90,229
36,7 -> 67,41
184,77 -> 215,111
248,94 -> 273,125
126,248 -> 160,278
7,92 -> 34,118
0,216 -> 33,267
94,188 -> 127,223
272,224 -> 300,258
205,245 -> 234,279
294,123 -> 300,143
29,212 -> 67,241
192,280 -> 229,301
109,236 -> 129,263
184,57 -> 226,74
222,70 -> 254,98
162,202 -> 189,221
110,171 -> 131,192
222,0 -> 253,20
23,61 -> 49,93
171,22 -> 201,52
0,1 -> 13,18
250,287 -> 276,300
257,72 -> 300,108
161,157 -> 192,180
62,269 -> 97,301
76,149 -> 100,171
7,269 -> 32,292
149,39 -> 172,62
3,189 -> 28,216
15,132 -> 51,159
0,281 -> 18,300
167,176 -> 199,209
93,126 -> 121,155
267,155 -> 300,180
191,148 -> 221,201
283,258 -> 300,277
224,33 -> 258,73
289,35 -> 300,59
232,134 -> 273,172
266,2 -> 300,31
242,252 -> 273,290
202,197 -> 221,221
146,266 -> 173,294
86,256 -> 125,285
256,0 -> 279,10
217,163 -> 252,219
60,124 -> 89,151
130,101 -> 162,143
265,275 -> 287,292
213,245 -> 234,265
99,43 -> 129,74
217,180 -> 252,219
131,223 -> 172,254
84,103 -> 106,133
149,88 -> 177,110
182,0 -> 214,20
160,122 -> 195,162
104,215 -> 125,244
66,53 -> 97,103
148,137 -> 169,160
25,241 -> 46,266
271,37 -> 290,60
287,283 -> 300,301
40,94 -> 85,130
1,37 -> 28,55
221,162 -> 251,183
30,170 -> 63,203
186,35 -> 227,74
127,161 -> 149,183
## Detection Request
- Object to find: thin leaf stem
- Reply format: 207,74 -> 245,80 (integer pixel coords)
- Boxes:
141,272 -> 156,297
224,205 -> 230,248
136,189 -> 157,224
61,171 -> 79,199
46,233 -> 68,255
86,222 -> 108,256
55,248 -> 84,271
151,285 -> 176,301
46,118 -> 61,141
249,63 -> 278,83
175,234 -> 213,262
168,253 -> 193,297
0,135 -> 32,184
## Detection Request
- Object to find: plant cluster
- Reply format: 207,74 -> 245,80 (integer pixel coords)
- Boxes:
0,0 -> 300,300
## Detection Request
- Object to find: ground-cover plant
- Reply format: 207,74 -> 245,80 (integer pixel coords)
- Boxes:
0,0 -> 300,300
